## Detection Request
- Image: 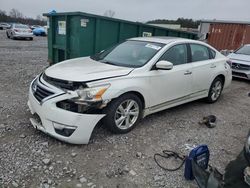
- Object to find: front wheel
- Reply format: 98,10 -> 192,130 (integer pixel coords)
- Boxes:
103,93 -> 143,134
206,77 -> 223,103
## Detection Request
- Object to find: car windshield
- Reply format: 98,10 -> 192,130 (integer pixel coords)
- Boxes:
91,40 -> 165,68
15,24 -> 29,29
235,45 -> 250,55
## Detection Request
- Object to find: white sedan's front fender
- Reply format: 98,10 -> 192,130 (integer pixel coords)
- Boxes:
90,76 -> 152,109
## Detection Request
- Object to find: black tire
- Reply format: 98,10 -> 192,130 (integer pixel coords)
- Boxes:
6,32 -> 10,38
10,33 -> 15,40
102,93 -> 143,134
206,77 -> 224,103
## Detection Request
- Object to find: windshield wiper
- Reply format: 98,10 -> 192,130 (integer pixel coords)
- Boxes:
99,60 -> 136,68
100,60 -> 117,66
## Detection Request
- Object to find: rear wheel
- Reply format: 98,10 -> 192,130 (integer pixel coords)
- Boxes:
103,93 -> 143,134
6,32 -> 10,38
206,77 -> 223,103
10,33 -> 15,40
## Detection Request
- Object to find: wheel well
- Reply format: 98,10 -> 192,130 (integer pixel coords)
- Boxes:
119,91 -> 145,109
216,74 -> 225,86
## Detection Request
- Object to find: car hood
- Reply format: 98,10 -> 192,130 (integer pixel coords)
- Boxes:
45,57 -> 134,82
228,53 -> 250,65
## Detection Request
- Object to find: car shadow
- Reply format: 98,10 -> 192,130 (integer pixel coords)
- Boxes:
11,37 -> 33,41
232,77 -> 250,84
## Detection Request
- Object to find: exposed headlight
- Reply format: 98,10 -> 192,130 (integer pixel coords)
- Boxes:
75,84 -> 110,103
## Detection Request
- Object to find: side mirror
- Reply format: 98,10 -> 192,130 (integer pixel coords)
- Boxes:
155,60 -> 173,70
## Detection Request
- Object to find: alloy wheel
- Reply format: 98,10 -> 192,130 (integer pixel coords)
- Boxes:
211,80 -> 222,101
114,99 -> 139,130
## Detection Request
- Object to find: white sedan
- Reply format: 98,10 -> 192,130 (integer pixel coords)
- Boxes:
28,37 -> 232,144
6,23 -> 33,40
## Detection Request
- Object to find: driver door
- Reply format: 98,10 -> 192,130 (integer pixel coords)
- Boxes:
148,43 -> 193,109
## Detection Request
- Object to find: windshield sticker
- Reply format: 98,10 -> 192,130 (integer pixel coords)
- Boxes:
145,44 -> 162,51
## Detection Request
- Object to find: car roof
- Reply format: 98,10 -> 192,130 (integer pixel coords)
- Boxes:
128,36 -> 195,44
13,23 -> 28,26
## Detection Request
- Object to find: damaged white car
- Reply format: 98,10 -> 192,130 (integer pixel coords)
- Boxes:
28,37 -> 232,144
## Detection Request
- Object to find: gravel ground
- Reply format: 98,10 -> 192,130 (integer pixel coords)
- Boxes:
0,30 -> 250,188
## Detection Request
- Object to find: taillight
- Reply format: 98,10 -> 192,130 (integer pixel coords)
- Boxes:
28,29 -> 32,33
226,60 -> 232,67
14,29 -> 19,32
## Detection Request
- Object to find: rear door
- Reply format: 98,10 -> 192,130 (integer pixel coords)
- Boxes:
189,43 -> 217,93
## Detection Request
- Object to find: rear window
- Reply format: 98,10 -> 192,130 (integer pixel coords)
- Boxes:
15,24 -> 29,29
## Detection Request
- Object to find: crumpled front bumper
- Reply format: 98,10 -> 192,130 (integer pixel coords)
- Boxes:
27,78 -> 105,144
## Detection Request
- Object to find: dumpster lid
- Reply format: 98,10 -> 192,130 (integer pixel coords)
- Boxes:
43,11 -> 197,36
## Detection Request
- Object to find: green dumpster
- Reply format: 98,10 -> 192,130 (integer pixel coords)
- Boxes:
43,11 -> 197,64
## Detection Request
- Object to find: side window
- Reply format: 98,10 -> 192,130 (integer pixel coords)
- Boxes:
209,48 -> 216,59
159,44 -> 187,66
190,44 -> 210,62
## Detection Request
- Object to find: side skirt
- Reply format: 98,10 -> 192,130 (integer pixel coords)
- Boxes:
143,90 -> 208,117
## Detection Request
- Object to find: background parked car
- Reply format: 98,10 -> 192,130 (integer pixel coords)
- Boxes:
33,27 -> 46,36
6,23 -> 33,40
227,44 -> 250,80
43,26 -> 48,35
30,25 -> 41,30
0,22 -> 11,30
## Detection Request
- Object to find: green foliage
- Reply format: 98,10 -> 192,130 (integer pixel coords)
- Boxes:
0,9 -> 46,25
147,18 -> 200,29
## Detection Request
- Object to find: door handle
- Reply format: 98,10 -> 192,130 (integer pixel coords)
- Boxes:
184,70 -> 192,75
210,64 -> 216,68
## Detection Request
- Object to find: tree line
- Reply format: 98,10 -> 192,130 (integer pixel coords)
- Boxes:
147,18 -> 200,29
0,8 -> 199,28
0,8 -> 46,26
